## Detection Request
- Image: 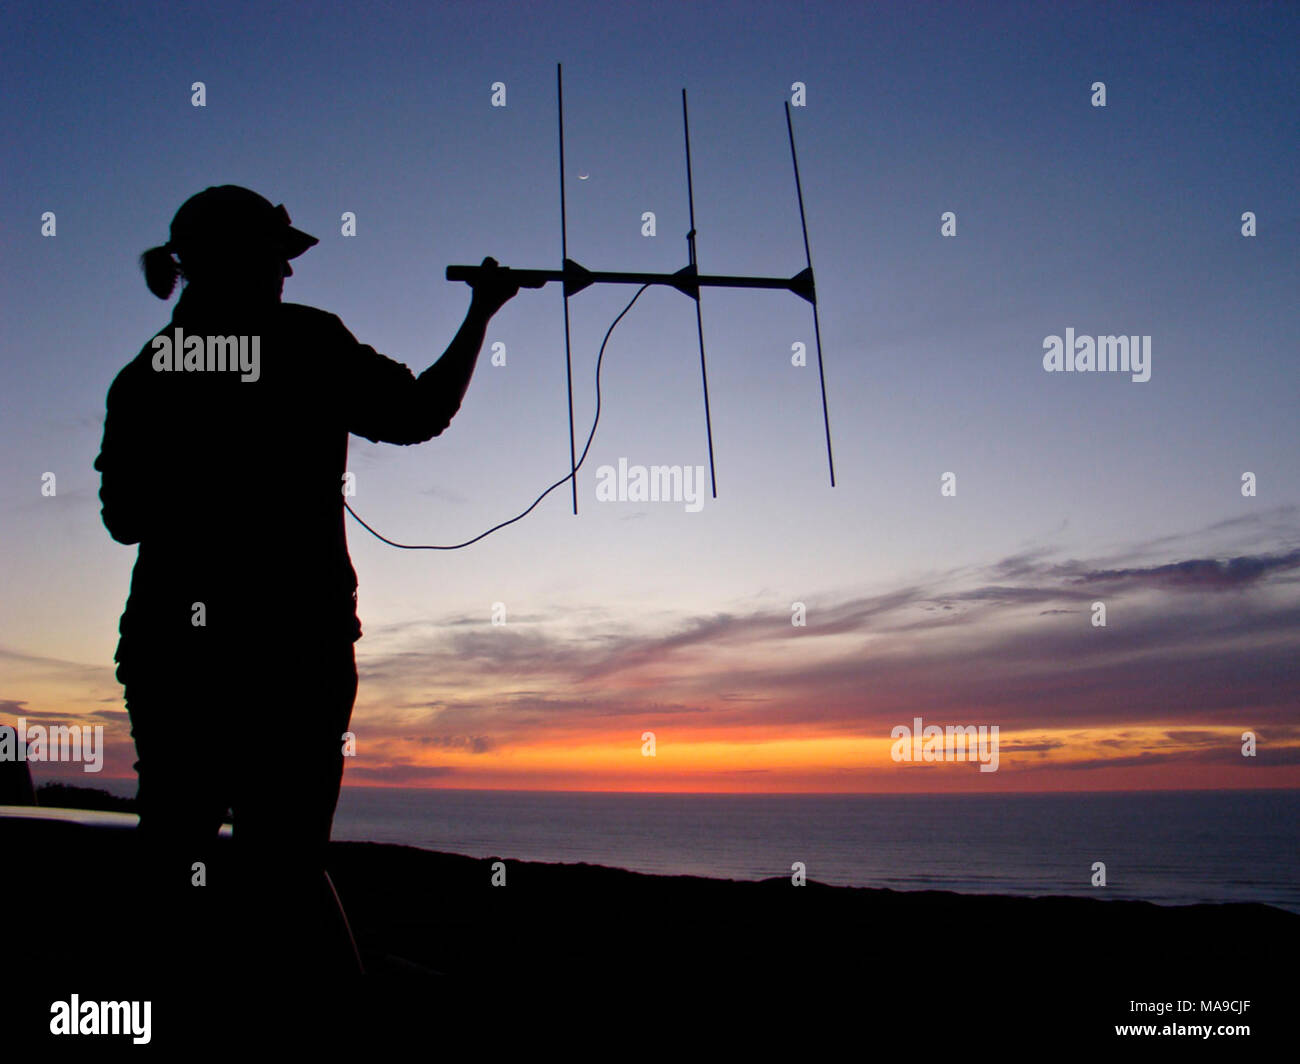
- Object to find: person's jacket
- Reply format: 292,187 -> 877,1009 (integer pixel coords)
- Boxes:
94,287 -> 459,658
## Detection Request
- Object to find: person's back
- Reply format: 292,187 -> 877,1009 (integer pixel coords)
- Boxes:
103,296 -> 368,650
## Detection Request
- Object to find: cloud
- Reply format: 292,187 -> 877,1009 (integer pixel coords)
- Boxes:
1042,744 -> 1300,771
1070,549 -> 1300,592
418,483 -> 470,505
344,763 -> 457,782
412,734 -> 495,754
0,648 -> 117,685
989,546 -> 1058,579
311,511 -> 1300,764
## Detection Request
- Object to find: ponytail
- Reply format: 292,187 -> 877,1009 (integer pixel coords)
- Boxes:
139,243 -> 181,299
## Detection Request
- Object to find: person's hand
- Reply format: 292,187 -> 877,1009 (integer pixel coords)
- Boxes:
468,257 -> 522,317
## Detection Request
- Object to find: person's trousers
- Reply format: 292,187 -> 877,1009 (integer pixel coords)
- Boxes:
115,633 -> 361,979
118,634 -> 358,864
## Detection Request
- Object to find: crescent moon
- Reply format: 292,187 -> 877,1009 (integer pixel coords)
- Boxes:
578,173 -> 589,180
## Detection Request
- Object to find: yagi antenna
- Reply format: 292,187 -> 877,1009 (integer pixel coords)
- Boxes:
446,63 -> 836,513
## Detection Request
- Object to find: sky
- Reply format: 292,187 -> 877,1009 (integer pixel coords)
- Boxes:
1,0 -> 1297,793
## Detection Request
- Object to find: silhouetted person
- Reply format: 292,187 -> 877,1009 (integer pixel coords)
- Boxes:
94,185 -> 520,979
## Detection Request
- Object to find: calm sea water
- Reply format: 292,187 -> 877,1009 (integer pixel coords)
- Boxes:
329,788 -> 1300,912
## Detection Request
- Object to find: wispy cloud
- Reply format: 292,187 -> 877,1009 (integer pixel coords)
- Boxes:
348,510 -> 1300,766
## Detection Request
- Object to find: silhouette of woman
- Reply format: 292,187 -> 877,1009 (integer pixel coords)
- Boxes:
94,185 -> 520,976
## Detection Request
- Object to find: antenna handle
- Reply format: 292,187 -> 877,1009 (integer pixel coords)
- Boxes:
446,264 -> 552,288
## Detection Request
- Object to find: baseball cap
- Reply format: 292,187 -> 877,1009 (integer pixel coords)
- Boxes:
167,185 -> 319,259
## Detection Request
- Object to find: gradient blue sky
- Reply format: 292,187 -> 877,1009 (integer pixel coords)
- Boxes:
2,1 -> 1297,790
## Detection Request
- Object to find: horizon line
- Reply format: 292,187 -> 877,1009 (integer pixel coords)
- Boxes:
34,778 -> 1300,799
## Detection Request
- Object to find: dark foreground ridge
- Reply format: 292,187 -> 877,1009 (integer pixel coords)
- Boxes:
7,810 -> 1291,1048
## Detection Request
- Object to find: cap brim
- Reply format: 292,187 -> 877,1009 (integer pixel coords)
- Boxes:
281,226 -> 319,259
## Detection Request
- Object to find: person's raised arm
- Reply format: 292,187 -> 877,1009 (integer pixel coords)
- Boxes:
345,257 -> 521,446
430,257 -> 520,414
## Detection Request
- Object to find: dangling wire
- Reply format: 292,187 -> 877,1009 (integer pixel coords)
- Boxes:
344,283 -> 652,550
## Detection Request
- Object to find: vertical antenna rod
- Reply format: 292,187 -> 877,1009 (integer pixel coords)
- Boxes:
784,102 -> 836,487
682,89 -> 718,498
558,63 -> 579,513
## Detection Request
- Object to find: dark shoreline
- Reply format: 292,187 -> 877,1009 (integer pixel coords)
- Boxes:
327,838 -> 1300,959
7,814 -> 1292,1048
335,840 -> 1291,1045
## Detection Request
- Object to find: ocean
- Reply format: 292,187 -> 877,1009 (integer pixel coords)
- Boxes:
328,787 -> 1300,913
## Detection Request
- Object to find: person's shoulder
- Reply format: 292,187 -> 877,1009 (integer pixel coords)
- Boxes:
278,302 -> 384,362
279,301 -> 337,321
279,301 -> 349,336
